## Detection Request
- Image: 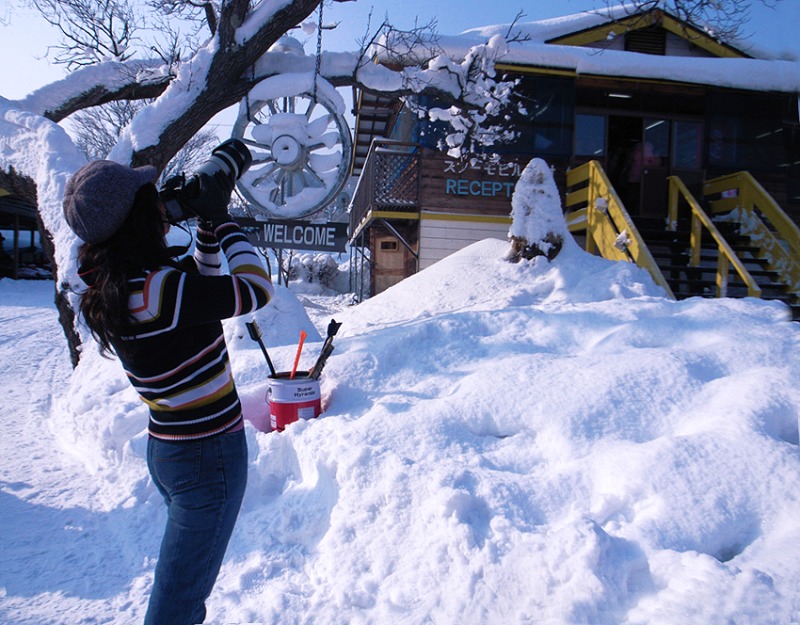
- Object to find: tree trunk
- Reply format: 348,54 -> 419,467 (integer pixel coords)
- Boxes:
37,213 -> 82,367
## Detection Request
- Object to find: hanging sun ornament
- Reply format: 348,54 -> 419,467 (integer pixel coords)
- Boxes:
232,37 -> 353,220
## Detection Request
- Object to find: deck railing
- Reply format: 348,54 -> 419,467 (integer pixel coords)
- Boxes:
349,140 -> 421,239
704,171 -> 800,294
667,176 -> 761,298
565,160 -> 674,297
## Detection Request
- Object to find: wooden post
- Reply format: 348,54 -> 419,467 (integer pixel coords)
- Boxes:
12,214 -> 19,280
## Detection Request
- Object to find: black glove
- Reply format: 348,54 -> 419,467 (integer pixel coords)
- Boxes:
182,170 -> 235,226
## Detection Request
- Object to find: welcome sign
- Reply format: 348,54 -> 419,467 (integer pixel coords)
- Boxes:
237,217 -> 348,253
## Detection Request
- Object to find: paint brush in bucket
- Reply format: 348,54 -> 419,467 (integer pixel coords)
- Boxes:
246,319 -> 277,377
289,330 -> 307,379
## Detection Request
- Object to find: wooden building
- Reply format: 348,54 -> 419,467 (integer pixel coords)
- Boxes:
0,169 -> 49,280
347,7 -> 800,310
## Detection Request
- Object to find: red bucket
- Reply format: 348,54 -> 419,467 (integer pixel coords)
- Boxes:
267,372 -> 322,431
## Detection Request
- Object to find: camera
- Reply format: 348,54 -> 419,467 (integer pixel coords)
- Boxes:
159,138 -> 253,223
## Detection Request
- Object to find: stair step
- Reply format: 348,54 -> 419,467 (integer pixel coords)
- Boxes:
648,245 -> 773,265
625,192 -> 798,320
650,250 -> 779,279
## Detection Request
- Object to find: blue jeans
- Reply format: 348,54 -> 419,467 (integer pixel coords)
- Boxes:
144,428 -> 247,625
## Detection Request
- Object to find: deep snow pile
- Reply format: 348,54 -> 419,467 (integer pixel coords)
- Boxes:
2,235 -> 800,625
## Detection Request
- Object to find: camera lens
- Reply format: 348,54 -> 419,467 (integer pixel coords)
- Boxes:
196,139 -> 253,181
158,139 -> 253,224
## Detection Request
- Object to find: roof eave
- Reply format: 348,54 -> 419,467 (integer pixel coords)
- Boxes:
545,9 -> 750,59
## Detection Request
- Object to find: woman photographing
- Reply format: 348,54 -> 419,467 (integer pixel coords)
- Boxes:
63,146 -> 273,624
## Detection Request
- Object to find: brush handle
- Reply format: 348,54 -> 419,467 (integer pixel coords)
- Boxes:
289,330 -> 308,380
246,320 -> 277,377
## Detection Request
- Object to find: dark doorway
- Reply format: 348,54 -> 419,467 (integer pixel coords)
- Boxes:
640,118 -> 670,218
607,115 -> 644,213
607,115 -> 671,218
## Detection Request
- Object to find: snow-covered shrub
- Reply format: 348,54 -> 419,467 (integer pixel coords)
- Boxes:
284,252 -> 340,288
506,157 -> 568,262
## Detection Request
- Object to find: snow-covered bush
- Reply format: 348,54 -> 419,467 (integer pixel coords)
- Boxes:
284,252 -> 340,287
506,157 -> 568,262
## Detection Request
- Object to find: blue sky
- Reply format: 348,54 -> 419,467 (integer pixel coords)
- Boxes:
0,0 -> 600,100
1,1 -> 795,100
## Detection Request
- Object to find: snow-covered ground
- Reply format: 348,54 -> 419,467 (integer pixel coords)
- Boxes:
2,235 -> 799,625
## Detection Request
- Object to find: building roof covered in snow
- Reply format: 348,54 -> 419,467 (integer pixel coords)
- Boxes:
387,5 -> 800,92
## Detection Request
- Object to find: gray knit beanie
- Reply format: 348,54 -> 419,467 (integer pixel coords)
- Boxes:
63,160 -> 158,244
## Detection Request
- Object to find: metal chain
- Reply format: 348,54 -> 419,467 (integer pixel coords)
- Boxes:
246,64 -> 255,121
313,0 -> 324,102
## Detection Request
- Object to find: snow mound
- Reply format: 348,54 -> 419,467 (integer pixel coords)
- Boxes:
341,237 -> 666,332
218,238 -> 800,624
508,157 -> 569,254
35,235 -> 800,623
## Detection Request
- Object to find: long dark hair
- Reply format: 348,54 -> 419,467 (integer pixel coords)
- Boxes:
78,183 -> 173,356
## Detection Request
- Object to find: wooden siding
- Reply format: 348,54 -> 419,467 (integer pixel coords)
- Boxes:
369,223 -> 419,295
419,213 -> 511,269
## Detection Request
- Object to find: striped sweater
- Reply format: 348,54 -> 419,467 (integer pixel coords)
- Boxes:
113,221 -> 274,440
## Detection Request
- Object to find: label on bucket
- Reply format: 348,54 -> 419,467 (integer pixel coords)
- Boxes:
268,378 -> 321,403
268,373 -> 322,431
269,398 -> 322,431
297,405 -> 317,420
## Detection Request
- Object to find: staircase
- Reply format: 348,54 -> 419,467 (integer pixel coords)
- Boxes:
632,215 -> 799,315
565,162 -> 800,320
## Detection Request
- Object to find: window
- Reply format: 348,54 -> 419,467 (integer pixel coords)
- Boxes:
672,121 -> 703,170
707,94 -> 785,169
575,114 -> 606,157
507,75 -> 575,157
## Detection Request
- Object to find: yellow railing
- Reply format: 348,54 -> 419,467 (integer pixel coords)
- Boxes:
667,176 -> 761,298
566,161 -> 674,297
704,172 -> 800,294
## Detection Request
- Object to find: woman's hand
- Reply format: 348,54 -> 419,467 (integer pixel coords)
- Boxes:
183,171 -> 235,226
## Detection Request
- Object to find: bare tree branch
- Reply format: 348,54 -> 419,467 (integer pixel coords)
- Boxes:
72,98 -> 145,160
28,0 -> 141,68
148,0 -> 218,36
504,10 -> 532,44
